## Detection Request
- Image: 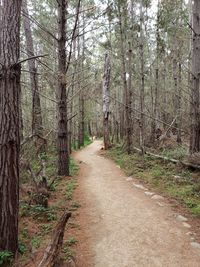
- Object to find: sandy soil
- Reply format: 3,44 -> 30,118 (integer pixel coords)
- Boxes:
73,140 -> 200,267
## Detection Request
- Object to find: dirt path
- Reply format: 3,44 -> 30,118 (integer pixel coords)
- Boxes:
74,141 -> 200,267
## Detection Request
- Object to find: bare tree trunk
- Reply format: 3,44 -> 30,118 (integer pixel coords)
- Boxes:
190,0 -> 200,154
151,0 -> 161,145
23,0 -> 44,150
69,38 -> 77,153
0,0 -> 22,255
177,62 -> 182,144
102,53 -> 111,150
162,55 -> 167,130
139,1 -> 145,155
118,3 -> 132,153
57,0 -> 69,175
127,42 -> 133,153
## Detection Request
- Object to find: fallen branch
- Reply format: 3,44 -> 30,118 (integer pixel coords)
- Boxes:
133,146 -> 200,171
38,211 -> 71,267
159,116 -> 177,141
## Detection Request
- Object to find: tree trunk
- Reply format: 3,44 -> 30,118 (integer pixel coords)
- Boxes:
190,0 -> 200,154
177,62 -> 182,144
0,0 -> 22,255
57,0 -> 69,175
118,3 -> 132,153
127,42 -> 133,153
139,1 -> 145,155
150,2 -> 160,145
102,53 -> 111,150
23,0 -> 43,146
69,38 -> 77,153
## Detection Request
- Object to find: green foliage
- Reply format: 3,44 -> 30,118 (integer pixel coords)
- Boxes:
150,166 -> 165,178
191,205 -> 200,216
66,237 -> 78,246
20,203 -> 57,222
0,251 -> 13,266
47,210 -> 57,221
18,242 -> 27,255
161,145 -> 188,161
72,135 -> 92,151
31,236 -> 42,249
84,135 -> 92,146
40,224 -> 52,234
62,246 -> 74,261
70,201 -> 81,211
21,228 -> 29,239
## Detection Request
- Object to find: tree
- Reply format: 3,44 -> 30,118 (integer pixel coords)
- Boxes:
23,0 -> 44,147
57,0 -> 69,175
190,0 -> 200,154
102,53 -> 111,150
0,0 -> 22,254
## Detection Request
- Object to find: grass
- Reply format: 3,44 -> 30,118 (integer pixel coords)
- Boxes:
161,145 -> 188,161
107,144 -> 200,217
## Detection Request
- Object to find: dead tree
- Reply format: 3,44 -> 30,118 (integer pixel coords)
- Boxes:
102,53 -> 111,150
0,0 -> 22,255
38,211 -> 71,267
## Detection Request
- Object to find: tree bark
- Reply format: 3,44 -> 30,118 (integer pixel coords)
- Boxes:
102,53 -> 111,150
0,0 -> 22,255
57,0 -> 69,175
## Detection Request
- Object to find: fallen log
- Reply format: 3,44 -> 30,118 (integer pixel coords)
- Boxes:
38,211 -> 72,267
133,146 -> 200,171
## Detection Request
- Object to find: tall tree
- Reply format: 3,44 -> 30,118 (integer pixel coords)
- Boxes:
57,0 -> 69,175
23,0 -> 43,145
0,0 -> 22,254
102,53 -> 111,150
190,0 -> 200,153
139,0 -> 145,154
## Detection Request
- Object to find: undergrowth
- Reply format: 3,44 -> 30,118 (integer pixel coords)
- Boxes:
107,144 -> 200,217
18,142 -> 81,265
72,135 -> 92,150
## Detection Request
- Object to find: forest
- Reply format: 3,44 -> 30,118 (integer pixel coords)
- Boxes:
1,0 -> 200,266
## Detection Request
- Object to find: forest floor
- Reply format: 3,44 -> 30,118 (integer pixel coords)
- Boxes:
72,140 -> 200,267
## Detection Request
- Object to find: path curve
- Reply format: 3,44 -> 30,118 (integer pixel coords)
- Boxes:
74,140 -> 200,267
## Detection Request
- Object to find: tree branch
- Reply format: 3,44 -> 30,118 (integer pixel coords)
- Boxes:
17,54 -> 49,65
66,0 -> 81,74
